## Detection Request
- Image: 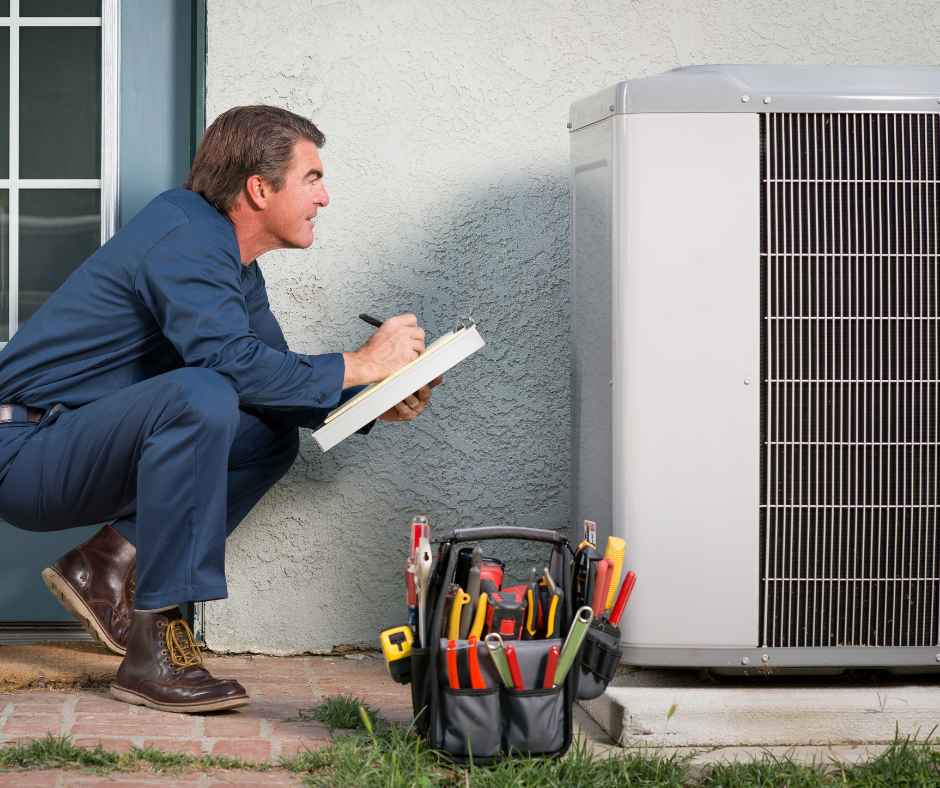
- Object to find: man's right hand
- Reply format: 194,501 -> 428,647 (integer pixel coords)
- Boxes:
342,313 -> 425,388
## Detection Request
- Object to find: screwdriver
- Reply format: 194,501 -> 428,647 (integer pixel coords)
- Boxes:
609,570 -> 637,627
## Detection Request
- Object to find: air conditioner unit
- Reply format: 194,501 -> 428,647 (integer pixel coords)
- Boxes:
570,65 -> 940,670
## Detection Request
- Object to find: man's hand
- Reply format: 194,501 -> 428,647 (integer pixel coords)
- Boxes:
379,375 -> 443,422
343,313 -> 425,388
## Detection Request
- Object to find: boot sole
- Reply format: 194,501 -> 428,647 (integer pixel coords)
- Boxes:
41,566 -> 127,656
109,684 -> 250,713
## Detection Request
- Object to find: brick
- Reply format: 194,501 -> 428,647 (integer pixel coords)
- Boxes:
203,716 -> 262,738
0,771 -> 60,786
71,716 -> 194,738
270,719 -> 330,740
204,771 -> 304,785
142,737 -> 205,756
73,736 -> 136,754
66,776 -> 204,787
75,695 -> 130,713
210,737 -> 272,762
277,737 -> 331,759
1,717 -> 63,737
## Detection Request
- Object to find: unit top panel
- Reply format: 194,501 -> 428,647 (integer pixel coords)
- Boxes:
569,65 -> 940,131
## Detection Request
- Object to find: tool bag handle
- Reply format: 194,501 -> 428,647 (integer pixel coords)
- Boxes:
441,526 -> 567,545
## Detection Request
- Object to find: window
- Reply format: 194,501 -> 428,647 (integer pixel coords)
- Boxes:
0,0 -> 117,342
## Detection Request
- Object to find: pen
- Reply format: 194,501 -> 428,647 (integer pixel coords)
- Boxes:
359,313 -> 383,328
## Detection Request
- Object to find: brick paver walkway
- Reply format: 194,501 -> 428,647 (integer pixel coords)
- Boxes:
0,651 -> 411,786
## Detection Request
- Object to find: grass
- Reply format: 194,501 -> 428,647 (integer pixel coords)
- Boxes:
298,693 -> 380,731
0,734 -> 270,774
1,697 -> 939,786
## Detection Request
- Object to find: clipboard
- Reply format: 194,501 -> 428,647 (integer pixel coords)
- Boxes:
312,322 -> 485,451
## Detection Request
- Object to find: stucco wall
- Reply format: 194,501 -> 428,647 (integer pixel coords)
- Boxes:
203,0 -> 940,654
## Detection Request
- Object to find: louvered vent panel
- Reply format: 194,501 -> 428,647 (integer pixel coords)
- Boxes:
760,113 -> 940,648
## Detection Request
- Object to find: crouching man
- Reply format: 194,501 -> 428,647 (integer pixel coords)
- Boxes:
0,105 -> 439,712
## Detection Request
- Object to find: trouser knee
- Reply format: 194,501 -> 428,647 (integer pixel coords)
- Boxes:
164,368 -> 240,434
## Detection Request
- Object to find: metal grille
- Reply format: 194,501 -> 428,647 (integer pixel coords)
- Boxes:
760,112 -> 940,648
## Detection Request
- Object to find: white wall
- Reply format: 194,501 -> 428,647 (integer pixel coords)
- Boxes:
203,0 -> 940,653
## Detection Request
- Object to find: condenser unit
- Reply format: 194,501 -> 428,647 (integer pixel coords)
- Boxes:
570,65 -> 940,670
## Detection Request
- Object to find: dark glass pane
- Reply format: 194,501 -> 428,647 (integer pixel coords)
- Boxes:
0,191 -> 7,340
0,3 -> 9,17
19,189 -> 99,325
20,1 -> 99,15
20,27 -> 100,179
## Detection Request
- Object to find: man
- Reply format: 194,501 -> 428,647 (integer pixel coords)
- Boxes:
0,106 -> 439,713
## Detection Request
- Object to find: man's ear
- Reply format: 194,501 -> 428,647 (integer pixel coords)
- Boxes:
243,174 -> 269,210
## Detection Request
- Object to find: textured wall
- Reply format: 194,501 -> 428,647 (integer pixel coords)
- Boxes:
203,0 -> 940,654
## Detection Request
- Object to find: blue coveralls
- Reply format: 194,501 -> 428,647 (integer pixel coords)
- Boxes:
0,188 -> 364,609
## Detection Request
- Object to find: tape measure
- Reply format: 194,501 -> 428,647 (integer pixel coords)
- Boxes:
379,625 -> 414,684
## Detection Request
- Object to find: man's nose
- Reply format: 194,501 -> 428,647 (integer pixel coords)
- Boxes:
317,183 -> 330,208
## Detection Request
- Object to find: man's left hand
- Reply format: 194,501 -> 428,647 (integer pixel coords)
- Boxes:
379,375 -> 443,422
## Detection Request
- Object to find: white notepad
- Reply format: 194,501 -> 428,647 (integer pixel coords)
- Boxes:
312,323 -> 485,452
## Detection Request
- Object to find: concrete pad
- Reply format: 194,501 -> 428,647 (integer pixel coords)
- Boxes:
604,684 -> 940,748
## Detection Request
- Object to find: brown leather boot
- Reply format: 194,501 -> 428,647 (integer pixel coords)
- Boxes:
110,608 -> 249,713
41,523 -> 136,655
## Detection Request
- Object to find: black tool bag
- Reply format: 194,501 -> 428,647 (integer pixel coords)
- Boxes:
409,526 -> 595,762
576,618 -> 623,700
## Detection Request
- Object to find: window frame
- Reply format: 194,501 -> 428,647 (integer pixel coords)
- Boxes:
0,0 -> 118,341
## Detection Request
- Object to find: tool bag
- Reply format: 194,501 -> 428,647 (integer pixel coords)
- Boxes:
408,526 -> 594,762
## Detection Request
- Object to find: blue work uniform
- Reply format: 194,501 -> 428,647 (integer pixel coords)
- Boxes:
0,188 -> 364,609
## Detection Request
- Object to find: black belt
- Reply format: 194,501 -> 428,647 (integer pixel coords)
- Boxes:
0,404 -> 45,424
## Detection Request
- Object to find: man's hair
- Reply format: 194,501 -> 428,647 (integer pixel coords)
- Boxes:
184,105 -> 326,214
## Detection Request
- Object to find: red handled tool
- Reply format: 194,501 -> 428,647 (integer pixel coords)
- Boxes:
446,639 -> 460,689
609,570 -> 637,626
543,644 -> 560,688
504,643 -> 524,689
467,635 -> 485,689
590,559 -> 612,615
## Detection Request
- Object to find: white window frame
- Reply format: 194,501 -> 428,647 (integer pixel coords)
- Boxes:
0,0 -> 118,341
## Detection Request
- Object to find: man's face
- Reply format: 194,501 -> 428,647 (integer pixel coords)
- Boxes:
264,138 -> 330,249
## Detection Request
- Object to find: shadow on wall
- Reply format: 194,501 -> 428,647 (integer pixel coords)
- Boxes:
209,169 -> 576,653
304,169 -> 572,526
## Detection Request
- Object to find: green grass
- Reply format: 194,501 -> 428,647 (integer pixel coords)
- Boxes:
298,694 -> 381,731
0,734 -> 271,774
1,699 -> 939,787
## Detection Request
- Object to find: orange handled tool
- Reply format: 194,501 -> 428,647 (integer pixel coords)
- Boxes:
467,635 -> 485,689
609,570 -> 637,626
446,639 -> 460,689
590,559 -> 612,615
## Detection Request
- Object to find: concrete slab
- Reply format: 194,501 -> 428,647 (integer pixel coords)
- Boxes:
579,666 -> 940,757
608,684 -> 940,747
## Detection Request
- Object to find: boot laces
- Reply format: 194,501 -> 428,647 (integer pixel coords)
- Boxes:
164,619 -> 202,669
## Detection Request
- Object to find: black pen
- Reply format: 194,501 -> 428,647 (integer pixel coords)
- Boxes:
359,313 -> 383,328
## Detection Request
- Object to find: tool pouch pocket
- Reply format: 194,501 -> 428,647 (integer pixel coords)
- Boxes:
576,621 -> 622,700
436,687 -> 501,758
409,648 -> 431,736
501,686 -> 565,755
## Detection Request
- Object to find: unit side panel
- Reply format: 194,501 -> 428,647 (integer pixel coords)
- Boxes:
614,113 -> 761,649
570,120 -> 614,545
